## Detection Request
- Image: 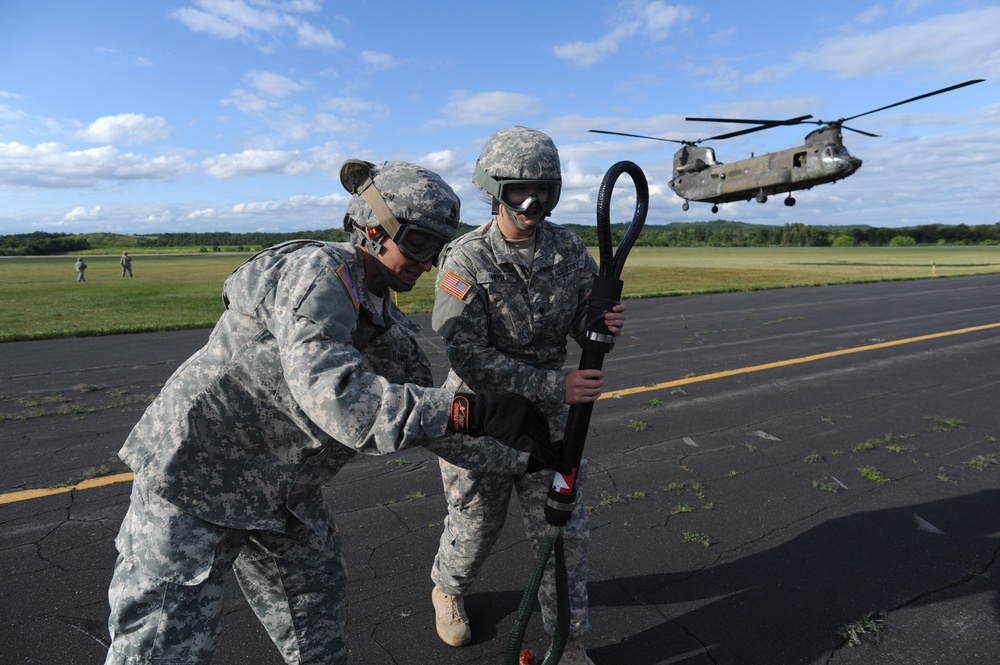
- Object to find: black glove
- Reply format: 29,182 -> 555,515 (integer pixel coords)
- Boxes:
448,392 -> 558,471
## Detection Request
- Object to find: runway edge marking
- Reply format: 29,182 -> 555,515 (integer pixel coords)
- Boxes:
601,321 -> 1000,399
4,322 -> 999,505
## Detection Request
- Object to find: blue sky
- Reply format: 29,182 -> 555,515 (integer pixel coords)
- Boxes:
1,0 -> 997,235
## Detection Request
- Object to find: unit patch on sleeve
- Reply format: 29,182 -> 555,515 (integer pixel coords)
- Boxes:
440,271 -> 472,300
335,263 -> 360,310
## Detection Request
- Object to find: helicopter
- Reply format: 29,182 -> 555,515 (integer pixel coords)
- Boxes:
591,79 -> 984,213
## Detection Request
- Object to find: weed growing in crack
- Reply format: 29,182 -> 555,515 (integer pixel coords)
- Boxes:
626,419 -> 647,432
837,613 -> 884,647
598,491 -> 625,508
858,466 -> 892,485
968,453 -> 999,470
682,531 -> 710,547
931,416 -> 967,432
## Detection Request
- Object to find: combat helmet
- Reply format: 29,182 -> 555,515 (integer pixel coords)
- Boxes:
472,126 -> 562,217
341,159 -> 461,291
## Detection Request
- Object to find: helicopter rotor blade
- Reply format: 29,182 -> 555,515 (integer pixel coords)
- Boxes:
700,124 -> 790,141
838,79 -> 984,123
684,115 -> 815,141
841,125 -> 880,138
685,115 -> 814,125
588,129 -> 690,145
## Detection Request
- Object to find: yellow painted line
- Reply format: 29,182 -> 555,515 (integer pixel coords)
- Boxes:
3,322 -> 999,506
600,321 -> 1000,399
0,472 -> 134,506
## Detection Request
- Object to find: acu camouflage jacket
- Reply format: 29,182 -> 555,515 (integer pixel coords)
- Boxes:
120,241 -> 524,536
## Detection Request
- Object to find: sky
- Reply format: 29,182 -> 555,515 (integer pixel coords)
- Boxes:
1,0 -> 998,236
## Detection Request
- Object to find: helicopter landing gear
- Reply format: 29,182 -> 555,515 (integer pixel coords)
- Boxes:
756,190 -> 768,204
711,204 -> 719,214
784,195 -> 796,207
682,201 -> 689,211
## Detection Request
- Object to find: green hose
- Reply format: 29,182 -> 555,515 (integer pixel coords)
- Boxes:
506,161 -> 648,664
503,525 -> 571,664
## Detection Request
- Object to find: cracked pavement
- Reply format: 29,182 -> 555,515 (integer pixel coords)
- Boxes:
2,275 -> 999,664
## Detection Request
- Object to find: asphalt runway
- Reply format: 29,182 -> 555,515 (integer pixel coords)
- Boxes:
2,275 -> 999,664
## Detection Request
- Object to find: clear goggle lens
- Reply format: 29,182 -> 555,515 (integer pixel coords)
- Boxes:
392,223 -> 450,264
496,180 -> 561,213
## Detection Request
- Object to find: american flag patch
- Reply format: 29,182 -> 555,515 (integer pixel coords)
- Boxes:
440,271 -> 472,299
336,263 -> 360,310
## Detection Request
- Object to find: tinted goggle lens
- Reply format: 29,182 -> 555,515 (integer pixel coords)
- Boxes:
393,224 -> 449,264
496,180 -> 561,213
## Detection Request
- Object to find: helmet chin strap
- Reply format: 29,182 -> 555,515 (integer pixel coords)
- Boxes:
354,227 -> 414,293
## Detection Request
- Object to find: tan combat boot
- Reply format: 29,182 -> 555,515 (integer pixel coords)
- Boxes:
558,639 -> 596,665
431,586 -> 471,647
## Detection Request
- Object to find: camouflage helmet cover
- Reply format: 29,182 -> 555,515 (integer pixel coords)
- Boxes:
342,160 -> 461,239
473,126 -> 562,184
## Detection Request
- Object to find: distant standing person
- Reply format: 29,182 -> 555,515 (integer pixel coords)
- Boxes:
75,257 -> 87,282
120,251 -> 133,278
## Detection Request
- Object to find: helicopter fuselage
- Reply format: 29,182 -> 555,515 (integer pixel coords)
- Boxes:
669,126 -> 862,210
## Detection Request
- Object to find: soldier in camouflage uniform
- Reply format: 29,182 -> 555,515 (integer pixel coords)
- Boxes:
103,159 -> 557,665
429,128 -> 625,665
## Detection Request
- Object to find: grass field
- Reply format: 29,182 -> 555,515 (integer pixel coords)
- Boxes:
2,246 -> 999,342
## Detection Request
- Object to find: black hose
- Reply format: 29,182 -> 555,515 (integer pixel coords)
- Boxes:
505,161 -> 648,664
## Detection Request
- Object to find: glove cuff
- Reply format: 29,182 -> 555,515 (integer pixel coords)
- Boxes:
448,393 -> 475,434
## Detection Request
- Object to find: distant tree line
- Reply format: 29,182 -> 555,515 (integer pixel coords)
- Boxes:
129,230 -> 351,249
3,221 -> 999,256
566,221 -> 1000,248
0,232 -> 93,256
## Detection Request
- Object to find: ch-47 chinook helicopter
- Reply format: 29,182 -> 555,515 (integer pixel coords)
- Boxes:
591,79 -> 983,213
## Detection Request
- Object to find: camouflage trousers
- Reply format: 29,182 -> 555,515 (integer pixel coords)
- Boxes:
431,458 -> 591,639
105,482 -> 349,664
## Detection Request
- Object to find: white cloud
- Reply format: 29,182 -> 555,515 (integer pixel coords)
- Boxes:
322,95 -> 386,116
180,192 -> 344,226
421,149 -> 464,174
64,205 -> 104,221
294,21 -> 342,48
246,70 -> 304,97
0,103 -> 28,121
809,8 -> 1000,78
72,113 -> 171,145
770,7 -> 1000,81
434,91 -> 543,127
553,33 -> 624,68
0,141 -> 189,188
360,50 -> 400,70
171,0 -> 342,49
221,89 -> 279,114
201,148 -> 302,178
553,1 -> 693,67
854,6 -> 887,25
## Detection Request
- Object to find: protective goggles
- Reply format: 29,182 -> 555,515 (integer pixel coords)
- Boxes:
340,159 -> 450,264
474,162 -> 561,213
391,222 -> 451,265
495,180 -> 562,213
